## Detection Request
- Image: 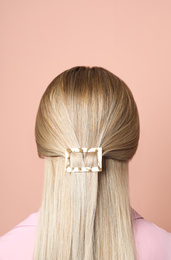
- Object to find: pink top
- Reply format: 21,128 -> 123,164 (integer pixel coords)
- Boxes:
0,208 -> 171,260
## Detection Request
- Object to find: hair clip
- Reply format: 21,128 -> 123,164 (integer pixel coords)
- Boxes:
65,147 -> 102,173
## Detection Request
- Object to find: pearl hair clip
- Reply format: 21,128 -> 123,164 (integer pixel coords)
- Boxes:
65,147 -> 102,173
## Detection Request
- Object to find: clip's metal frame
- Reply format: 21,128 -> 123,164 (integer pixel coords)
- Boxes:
65,147 -> 102,173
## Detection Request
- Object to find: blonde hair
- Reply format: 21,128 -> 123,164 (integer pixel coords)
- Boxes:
33,66 -> 140,260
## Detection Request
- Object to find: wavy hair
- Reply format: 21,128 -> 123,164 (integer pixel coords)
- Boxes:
33,66 -> 140,260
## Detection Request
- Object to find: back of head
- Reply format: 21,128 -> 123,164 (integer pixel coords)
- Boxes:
34,66 -> 140,260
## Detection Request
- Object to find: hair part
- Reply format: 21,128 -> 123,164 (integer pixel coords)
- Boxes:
33,66 -> 140,259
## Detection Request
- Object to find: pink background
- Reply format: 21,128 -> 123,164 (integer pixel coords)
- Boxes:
0,0 -> 171,236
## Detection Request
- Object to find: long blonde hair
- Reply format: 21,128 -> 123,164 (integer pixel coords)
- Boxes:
33,66 -> 140,260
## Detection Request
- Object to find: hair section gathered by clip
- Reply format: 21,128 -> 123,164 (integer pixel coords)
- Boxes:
65,147 -> 102,173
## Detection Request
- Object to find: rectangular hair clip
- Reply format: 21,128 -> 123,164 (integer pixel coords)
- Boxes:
65,147 -> 102,173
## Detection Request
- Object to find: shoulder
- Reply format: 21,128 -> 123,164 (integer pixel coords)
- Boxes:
132,208 -> 171,260
0,209 -> 40,260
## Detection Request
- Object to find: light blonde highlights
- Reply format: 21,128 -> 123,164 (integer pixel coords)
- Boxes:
33,66 -> 140,259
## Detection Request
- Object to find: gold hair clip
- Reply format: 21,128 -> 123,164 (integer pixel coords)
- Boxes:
65,147 -> 102,173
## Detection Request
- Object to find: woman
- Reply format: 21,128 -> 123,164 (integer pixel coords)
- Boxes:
0,66 -> 171,260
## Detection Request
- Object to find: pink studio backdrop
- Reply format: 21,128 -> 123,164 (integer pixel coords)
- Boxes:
0,0 -> 171,236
